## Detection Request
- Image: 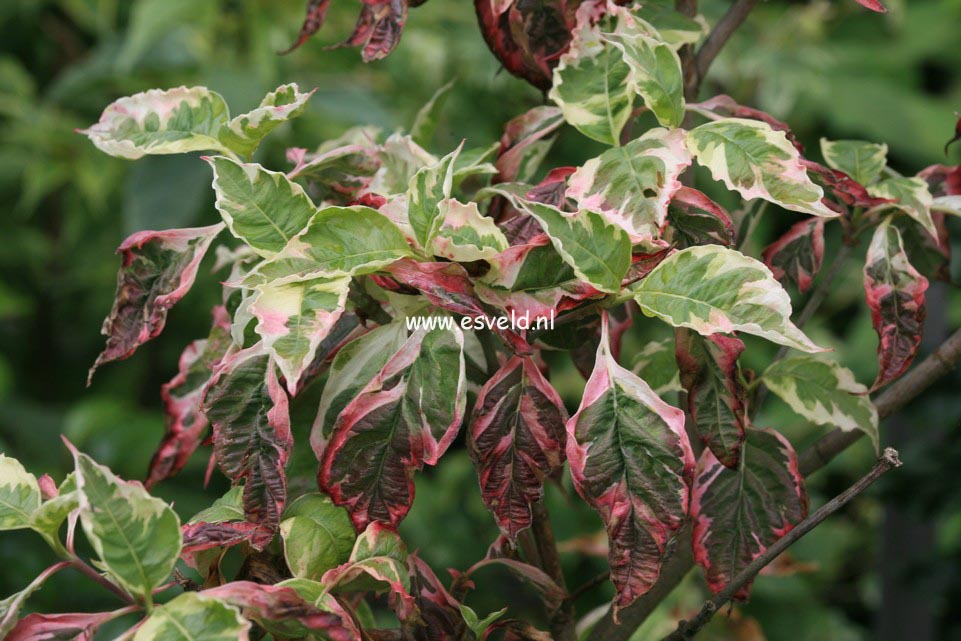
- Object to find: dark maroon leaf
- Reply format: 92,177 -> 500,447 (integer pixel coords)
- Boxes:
280,0 -> 333,54
691,427 -> 807,600
408,554 -> 470,641
918,163 -> 961,197
801,159 -> 893,211
675,329 -> 746,468
526,166 -> 576,209
762,218 -> 825,294
88,223 -> 224,384
666,187 -> 736,248
468,357 -> 567,540
203,349 -> 292,539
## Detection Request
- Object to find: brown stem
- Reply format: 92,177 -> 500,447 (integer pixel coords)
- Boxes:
568,570 -> 611,603
586,326 -> 961,641
675,0 -> 700,100
661,448 -> 902,641
695,0 -> 760,83
69,557 -> 138,605
530,501 -> 575,641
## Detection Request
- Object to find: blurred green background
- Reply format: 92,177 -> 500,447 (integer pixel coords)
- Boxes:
1,0 -> 960,639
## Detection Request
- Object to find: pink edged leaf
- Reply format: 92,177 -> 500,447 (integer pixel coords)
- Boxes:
280,0 -> 333,54
526,167 -> 576,209
181,520 -> 274,568
675,329 -> 747,469
331,0 -> 410,62
88,223 -> 225,384
854,0 -> 888,13
146,306 -> 233,489
5,611 -> 123,641
202,581 -> 355,641
566,313 -> 694,616
762,218 -> 825,294
456,543 -> 566,612
693,95 -> 803,151
383,259 -> 532,355
408,553 -> 471,639
801,159 -> 894,211
321,522 -> 417,622
864,218 -> 929,390
691,427 -> 808,600
494,106 -> 565,184
202,348 -> 293,540
666,186 -> 736,247
319,326 -> 466,530
468,356 -> 568,541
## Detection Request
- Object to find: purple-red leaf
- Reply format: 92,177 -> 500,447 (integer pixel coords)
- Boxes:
864,218 -> 929,390
281,0 -> 333,54
667,187 -> 736,248
762,218 -> 825,294
801,159 -> 894,211
88,223 -> 224,384
946,115 -> 961,155
468,357 -> 568,541
854,0 -> 887,13
335,0 -> 409,62
675,329 -> 747,469
691,427 -> 807,600
320,326 -> 466,530
566,313 -> 693,616
6,611 -> 120,641
203,581 -> 355,641
146,306 -> 233,489
494,106 -> 565,184
456,551 -> 566,612
203,348 -> 292,539
408,554 -> 470,641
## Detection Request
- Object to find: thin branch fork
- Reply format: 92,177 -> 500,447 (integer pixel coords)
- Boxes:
694,0 -> 760,85
586,326 -> 961,641
661,448 -> 902,641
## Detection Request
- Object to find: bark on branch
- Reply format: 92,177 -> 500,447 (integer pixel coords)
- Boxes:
694,0 -> 760,84
661,448 -> 902,641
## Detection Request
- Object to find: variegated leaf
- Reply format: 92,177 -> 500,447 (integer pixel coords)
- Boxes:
870,177 -> 938,239
410,79 -> 455,148
206,156 -> 316,257
203,349 -> 292,538
0,455 -> 40,531
370,133 -> 437,196
632,245 -> 823,352
691,427 -> 807,599
80,87 -> 232,159
666,186 -> 736,247
761,355 -> 879,449
630,338 -> 681,395
321,523 -> 416,621
249,206 -> 412,283
686,118 -> 838,218
602,32 -> 685,128
762,218 -> 825,294
675,330 -> 747,468
0,565 -> 70,638
408,144 -> 460,249
287,143 -> 380,206
468,357 -> 568,540
566,128 -> 692,241
71,447 -> 182,602
629,0 -> 706,47
147,306 -> 233,489
311,322 -> 409,457
507,196 -> 632,293
134,592 -> 249,641
250,276 -> 351,394
280,493 -> 356,581
819,138 -> 887,186
6,610 -> 122,641
863,218 -> 929,391
88,224 -> 224,383
29,474 -> 78,558
219,83 -> 314,158
549,7 -> 633,146
430,199 -> 509,261
567,314 -> 693,613
320,326 -> 466,530
495,106 -> 565,183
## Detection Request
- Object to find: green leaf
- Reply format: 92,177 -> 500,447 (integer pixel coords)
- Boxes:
686,118 -> 838,218
567,128 -> 691,240
206,156 -> 317,257
249,276 -> 351,394
219,83 -> 314,158
632,245 -> 823,352
72,448 -> 182,603
410,79 -> 455,148
430,199 -> 509,262
458,604 -> 508,638
762,354 -> 879,450
134,592 -> 249,641
408,144 -> 460,249
870,177 -> 937,238
251,206 -> 412,282
602,31 -> 685,128
188,486 -> 244,525
549,20 -> 634,145
0,454 -> 40,530
819,138 -> 888,186
280,493 -> 356,581
30,474 -> 78,557
630,1 -> 706,47
630,339 -> 681,395
510,197 -> 632,293
0,564 -> 64,637
80,87 -> 232,159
